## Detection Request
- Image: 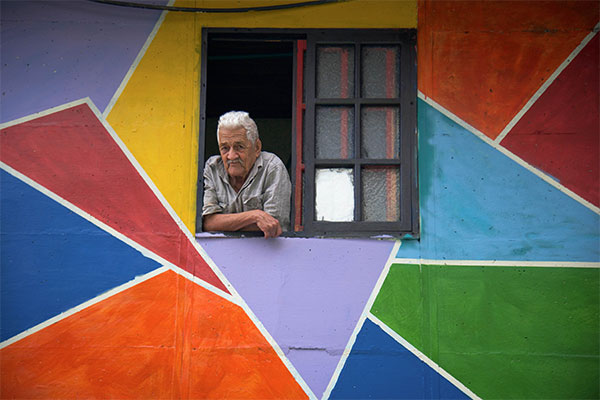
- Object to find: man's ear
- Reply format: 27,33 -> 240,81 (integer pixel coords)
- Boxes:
255,139 -> 262,154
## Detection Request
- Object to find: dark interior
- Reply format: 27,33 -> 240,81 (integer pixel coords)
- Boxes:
204,37 -> 294,171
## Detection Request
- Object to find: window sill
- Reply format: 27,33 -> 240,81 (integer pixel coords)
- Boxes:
195,231 -> 418,240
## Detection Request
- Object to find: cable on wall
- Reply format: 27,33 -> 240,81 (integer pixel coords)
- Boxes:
86,0 -> 343,13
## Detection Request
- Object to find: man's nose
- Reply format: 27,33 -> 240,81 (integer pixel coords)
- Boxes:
226,148 -> 238,159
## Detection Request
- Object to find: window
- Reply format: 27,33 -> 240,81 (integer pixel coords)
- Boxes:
196,29 -> 418,238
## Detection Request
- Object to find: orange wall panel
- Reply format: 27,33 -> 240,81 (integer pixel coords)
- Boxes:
1,271 -> 307,399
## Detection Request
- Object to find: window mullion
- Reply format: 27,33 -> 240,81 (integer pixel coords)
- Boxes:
304,34 -> 317,231
354,42 -> 362,222
400,39 -> 416,228
292,39 -> 307,232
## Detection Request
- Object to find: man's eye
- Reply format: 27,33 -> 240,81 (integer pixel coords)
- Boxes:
234,145 -> 244,151
220,147 -> 229,152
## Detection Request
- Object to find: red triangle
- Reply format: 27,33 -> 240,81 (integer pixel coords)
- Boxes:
502,34 -> 599,206
0,103 -> 229,293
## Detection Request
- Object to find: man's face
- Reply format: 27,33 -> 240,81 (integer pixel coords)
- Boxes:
218,126 -> 261,182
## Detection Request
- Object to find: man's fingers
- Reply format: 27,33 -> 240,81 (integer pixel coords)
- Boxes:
265,224 -> 282,239
263,222 -> 281,238
254,211 -> 282,238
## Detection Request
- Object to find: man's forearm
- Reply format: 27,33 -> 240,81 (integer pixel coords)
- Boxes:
203,212 -> 261,232
203,210 -> 283,238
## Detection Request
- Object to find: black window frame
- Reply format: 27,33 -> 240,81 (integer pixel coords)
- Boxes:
196,28 -> 419,239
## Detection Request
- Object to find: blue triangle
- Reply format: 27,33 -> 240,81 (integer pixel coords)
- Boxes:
330,318 -> 470,399
1,170 -> 162,341
399,99 -> 600,262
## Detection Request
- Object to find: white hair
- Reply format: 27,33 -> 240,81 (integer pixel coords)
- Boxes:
217,111 -> 259,144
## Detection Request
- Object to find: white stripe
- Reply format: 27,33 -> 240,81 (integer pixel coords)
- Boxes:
102,0 -> 174,117
0,267 -> 170,349
0,162 -> 235,303
391,258 -> 600,268
321,240 -> 402,399
0,98 -> 89,129
367,313 -> 481,400
418,93 -> 600,215
496,25 -> 600,144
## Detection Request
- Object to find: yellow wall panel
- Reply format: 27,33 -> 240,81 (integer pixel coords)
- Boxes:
192,0 -> 417,29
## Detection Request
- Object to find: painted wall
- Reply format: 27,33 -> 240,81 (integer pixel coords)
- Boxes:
1,0 -> 598,399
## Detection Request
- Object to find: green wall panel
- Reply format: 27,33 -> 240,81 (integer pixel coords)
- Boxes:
371,263 -> 600,399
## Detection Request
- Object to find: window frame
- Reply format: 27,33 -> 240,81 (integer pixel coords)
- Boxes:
302,30 -> 417,237
196,28 -> 418,239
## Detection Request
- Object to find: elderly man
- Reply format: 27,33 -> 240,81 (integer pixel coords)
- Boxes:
202,111 -> 291,238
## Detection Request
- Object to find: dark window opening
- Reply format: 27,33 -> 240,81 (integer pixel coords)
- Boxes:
203,37 -> 294,173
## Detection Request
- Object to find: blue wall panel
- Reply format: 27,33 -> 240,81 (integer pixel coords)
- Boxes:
399,99 -> 600,262
330,318 -> 469,399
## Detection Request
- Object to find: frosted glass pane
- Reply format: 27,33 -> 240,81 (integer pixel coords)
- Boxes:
317,45 -> 354,98
362,45 -> 400,98
361,166 -> 400,221
361,106 -> 400,159
316,106 -> 355,159
315,168 -> 354,222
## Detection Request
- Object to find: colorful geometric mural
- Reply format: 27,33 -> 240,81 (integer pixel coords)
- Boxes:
197,237 -> 395,398
0,169 -> 162,341
329,317 -> 471,399
501,34 -> 599,207
0,101 -> 312,398
105,7 -> 202,233
370,262 -> 599,399
418,0 -> 599,212
418,0 -> 599,140
2,270 -> 307,399
397,98 -> 600,262
1,0 -> 598,398
0,102 -> 228,294
0,0 -> 165,123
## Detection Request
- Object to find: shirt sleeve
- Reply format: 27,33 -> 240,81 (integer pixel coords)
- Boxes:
261,157 -> 292,231
202,161 -> 224,217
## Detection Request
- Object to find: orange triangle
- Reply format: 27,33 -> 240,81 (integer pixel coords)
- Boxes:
1,271 -> 307,399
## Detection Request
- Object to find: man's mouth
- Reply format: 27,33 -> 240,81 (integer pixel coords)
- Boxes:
227,160 -> 242,167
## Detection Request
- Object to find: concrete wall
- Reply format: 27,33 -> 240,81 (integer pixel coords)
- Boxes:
1,0 -> 598,398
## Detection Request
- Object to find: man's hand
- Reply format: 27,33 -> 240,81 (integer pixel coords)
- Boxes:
203,210 -> 283,238
251,209 -> 282,238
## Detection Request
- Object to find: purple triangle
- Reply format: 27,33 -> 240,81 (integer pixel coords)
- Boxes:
196,236 -> 394,397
